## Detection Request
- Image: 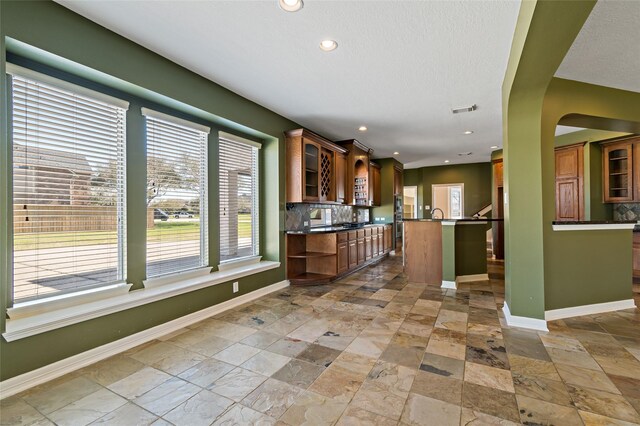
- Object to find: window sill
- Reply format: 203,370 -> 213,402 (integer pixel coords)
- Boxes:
2,260 -> 281,342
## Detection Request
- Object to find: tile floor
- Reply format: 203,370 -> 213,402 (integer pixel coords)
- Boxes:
2,256 -> 640,425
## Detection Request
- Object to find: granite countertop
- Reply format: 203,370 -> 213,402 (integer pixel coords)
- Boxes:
551,220 -> 637,225
285,223 -> 392,235
401,217 -> 504,222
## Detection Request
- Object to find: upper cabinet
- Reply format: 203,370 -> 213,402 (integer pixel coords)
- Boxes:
394,165 -> 403,196
337,139 -> 374,206
603,138 -> 638,203
285,129 -> 348,203
369,161 -> 381,207
555,143 -> 585,221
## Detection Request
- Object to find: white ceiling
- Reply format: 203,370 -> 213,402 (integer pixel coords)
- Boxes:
56,0 -> 521,169
556,0 -> 640,93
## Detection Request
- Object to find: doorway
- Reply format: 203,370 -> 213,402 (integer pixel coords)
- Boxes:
431,184 -> 464,219
403,186 -> 418,219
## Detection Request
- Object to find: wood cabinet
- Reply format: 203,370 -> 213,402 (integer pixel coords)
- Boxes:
336,139 -> 374,206
286,225 -> 393,285
555,143 -> 585,221
335,152 -> 346,204
394,165 -> 403,196
372,233 -> 379,257
285,129 -> 348,203
369,161 -> 381,206
492,159 -> 504,259
384,225 -> 392,252
348,238 -> 357,269
357,236 -> 365,265
337,241 -> 348,274
603,139 -> 636,203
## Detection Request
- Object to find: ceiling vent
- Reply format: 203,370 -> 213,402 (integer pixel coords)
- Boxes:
458,152 -> 473,156
452,104 -> 477,114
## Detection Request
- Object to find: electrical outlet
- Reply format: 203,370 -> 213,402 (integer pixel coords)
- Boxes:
233,281 -> 239,293
425,205 -> 430,210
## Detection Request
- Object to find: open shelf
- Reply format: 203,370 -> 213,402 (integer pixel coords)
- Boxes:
287,251 -> 335,258
289,272 -> 335,283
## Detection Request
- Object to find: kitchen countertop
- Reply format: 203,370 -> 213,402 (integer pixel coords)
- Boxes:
551,220 -> 637,225
551,220 -> 638,231
285,223 -> 392,235
400,218 -> 504,222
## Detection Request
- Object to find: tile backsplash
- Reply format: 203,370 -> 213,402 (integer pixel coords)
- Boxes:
613,203 -> 640,221
286,203 -> 370,231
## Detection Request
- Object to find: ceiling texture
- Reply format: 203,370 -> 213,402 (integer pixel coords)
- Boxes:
556,0 -> 640,94
56,0 -> 520,168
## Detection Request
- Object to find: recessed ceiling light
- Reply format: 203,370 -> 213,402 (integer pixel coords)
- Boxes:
490,145 -> 499,149
463,130 -> 474,135
444,160 -> 450,163
320,39 -> 338,52
278,0 -> 303,12
393,151 -> 399,155
358,126 -> 367,132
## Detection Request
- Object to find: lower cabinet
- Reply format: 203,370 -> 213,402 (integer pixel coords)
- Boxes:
337,241 -> 348,274
348,239 -> 357,269
286,225 -> 392,285
357,238 -> 365,264
372,234 -> 379,257
383,225 -> 392,252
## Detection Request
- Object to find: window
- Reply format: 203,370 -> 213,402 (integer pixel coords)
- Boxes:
219,134 -> 260,263
9,65 -> 129,303
143,109 -> 209,278
432,183 -> 464,219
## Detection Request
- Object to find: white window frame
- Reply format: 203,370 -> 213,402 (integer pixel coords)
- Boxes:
432,183 -> 465,219
7,63 -> 130,306
142,108 -> 210,282
218,132 -> 261,267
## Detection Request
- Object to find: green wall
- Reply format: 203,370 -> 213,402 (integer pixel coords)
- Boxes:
541,79 -> 639,311
372,158 -> 403,224
403,162 -> 492,219
503,0 -> 637,318
554,129 -> 633,221
402,168 -> 424,218
0,0 -> 298,381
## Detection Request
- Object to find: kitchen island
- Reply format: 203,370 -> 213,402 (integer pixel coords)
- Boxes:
403,218 -> 502,288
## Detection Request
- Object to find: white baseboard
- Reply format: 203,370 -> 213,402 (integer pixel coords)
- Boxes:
545,299 -> 636,321
456,273 -> 489,283
502,302 -> 549,332
441,280 -> 457,289
0,280 -> 289,399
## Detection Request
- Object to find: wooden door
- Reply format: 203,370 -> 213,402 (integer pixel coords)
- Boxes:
372,234 -> 379,257
357,238 -> 365,264
394,167 -> 403,196
554,144 -> 584,221
302,140 -> 320,201
370,165 -> 381,206
348,240 -> 357,269
335,153 -> 346,204
556,179 -> 580,220
365,236 -> 372,260
384,226 -> 392,252
337,242 -> 348,274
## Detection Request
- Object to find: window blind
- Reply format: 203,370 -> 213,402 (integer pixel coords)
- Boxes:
144,110 -> 209,278
10,67 -> 128,303
219,137 -> 259,263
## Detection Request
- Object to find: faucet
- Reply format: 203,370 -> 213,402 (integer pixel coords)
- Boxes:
431,208 -> 444,219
